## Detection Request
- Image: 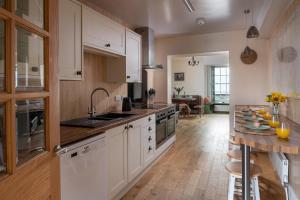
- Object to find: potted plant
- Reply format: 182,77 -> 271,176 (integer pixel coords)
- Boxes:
174,86 -> 184,96
265,92 -> 287,115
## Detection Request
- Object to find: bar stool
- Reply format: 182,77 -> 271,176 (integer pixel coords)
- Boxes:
225,161 -> 262,200
227,149 -> 256,163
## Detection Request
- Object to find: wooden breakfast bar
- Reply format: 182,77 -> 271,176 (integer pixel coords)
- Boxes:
232,105 -> 300,200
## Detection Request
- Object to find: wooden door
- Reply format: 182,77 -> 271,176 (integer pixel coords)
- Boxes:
0,0 -> 60,199
127,119 -> 143,182
106,124 -> 128,199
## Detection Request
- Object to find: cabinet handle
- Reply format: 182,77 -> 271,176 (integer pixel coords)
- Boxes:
126,75 -> 131,79
148,117 -> 152,122
148,136 -> 152,141
105,43 -> 111,47
148,146 -> 152,152
148,127 -> 152,132
76,71 -> 82,75
128,124 -> 133,129
124,125 -> 128,130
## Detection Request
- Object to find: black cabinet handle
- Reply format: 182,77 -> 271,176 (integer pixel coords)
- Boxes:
128,124 -> 133,129
148,146 -> 152,152
126,75 -> 130,79
76,71 -> 82,75
124,125 -> 128,130
148,117 -> 152,122
148,127 -> 152,132
105,43 -> 111,47
148,136 -> 152,141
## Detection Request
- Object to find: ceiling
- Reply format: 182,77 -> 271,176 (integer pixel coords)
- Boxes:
88,0 -> 291,38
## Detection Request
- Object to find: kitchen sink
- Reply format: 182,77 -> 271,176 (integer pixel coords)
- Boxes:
61,113 -> 136,128
90,113 -> 136,121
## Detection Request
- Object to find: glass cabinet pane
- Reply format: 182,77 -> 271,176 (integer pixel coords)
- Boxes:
0,105 -> 5,174
0,20 -> 4,91
16,0 -> 44,28
16,98 -> 45,165
15,26 -> 44,92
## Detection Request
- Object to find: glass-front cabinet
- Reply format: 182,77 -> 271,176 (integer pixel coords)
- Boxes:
0,0 -> 50,179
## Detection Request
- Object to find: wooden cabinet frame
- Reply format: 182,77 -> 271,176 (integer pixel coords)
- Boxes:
0,0 -> 60,199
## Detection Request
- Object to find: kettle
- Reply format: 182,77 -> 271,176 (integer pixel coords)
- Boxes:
122,97 -> 132,112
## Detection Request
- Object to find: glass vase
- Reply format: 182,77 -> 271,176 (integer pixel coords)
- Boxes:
272,103 -> 280,115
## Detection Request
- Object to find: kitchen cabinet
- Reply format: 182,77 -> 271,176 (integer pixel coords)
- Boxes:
125,29 -> 142,82
58,0 -> 83,80
106,29 -> 142,83
127,119 -> 143,182
82,5 -> 125,56
106,114 -> 156,199
106,124 -> 128,199
142,115 -> 156,167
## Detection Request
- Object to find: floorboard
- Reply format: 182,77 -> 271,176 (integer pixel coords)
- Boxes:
122,114 -> 285,200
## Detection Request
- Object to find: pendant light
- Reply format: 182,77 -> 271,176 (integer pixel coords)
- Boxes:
246,8 -> 259,38
188,56 -> 199,66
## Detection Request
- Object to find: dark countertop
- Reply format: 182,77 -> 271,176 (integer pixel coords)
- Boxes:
60,104 -> 175,146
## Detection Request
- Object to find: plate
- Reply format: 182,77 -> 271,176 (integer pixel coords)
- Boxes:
243,116 -> 264,121
244,124 -> 271,131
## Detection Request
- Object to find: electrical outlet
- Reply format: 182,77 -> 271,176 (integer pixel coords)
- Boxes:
115,95 -> 122,101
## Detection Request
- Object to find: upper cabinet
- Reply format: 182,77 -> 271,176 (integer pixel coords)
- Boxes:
125,29 -> 142,83
59,0 -> 82,80
82,6 -> 126,56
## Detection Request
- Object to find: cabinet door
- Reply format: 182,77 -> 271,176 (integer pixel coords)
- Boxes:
126,29 -> 141,82
106,125 -> 128,199
59,0 -> 82,80
127,120 -> 143,182
82,6 -> 125,56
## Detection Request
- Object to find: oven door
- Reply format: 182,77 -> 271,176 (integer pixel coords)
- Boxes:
167,114 -> 176,137
156,118 -> 167,148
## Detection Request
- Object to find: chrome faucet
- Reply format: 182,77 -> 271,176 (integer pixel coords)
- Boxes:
88,87 -> 110,118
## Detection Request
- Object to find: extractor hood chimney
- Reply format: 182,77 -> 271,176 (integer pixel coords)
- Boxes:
135,27 -> 163,69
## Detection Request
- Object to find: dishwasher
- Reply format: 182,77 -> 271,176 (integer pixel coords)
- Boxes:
58,134 -> 107,200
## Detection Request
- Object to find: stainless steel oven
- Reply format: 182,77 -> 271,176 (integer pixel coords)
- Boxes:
156,110 -> 167,148
167,107 -> 176,137
156,106 -> 176,149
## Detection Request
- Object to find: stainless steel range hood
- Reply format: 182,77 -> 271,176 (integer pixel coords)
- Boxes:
135,27 -> 163,69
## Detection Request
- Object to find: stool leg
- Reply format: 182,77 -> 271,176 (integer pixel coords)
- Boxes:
228,175 -> 236,200
253,177 -> 260,200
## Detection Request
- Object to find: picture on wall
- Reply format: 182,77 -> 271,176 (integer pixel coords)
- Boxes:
174,73 -> 184,81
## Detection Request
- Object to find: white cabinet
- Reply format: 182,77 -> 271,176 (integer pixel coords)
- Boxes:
82,6 -> 125,56
125,29 -> 142,82
106,114 -> 156,199
106,125 -> 128,199
141,115 -> 156,167
127,119 -> 143,182
106,29 -> 142,83
58,0 -> 83,80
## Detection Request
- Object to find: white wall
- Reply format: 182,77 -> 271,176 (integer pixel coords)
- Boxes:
153,30 -> 270,129
171,57 -> 207,96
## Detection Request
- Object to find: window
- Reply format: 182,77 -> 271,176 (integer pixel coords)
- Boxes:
212,66 -> 230,103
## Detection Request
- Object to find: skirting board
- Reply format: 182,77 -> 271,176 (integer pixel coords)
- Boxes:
112,135 -> 176,200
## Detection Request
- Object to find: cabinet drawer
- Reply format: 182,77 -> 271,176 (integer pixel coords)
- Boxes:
139,114 -> 155,126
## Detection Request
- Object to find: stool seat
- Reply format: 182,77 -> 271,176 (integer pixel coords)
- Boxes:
227,149 -> 256,161
225,162 -> 262,178
229,138 -> 240,145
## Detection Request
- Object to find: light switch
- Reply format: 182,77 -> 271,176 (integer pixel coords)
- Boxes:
115,95 -> 123,101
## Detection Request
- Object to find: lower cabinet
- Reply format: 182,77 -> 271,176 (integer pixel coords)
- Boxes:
106,124 -> 128,199
106,114 -> 156,199
127,119 -> 143,182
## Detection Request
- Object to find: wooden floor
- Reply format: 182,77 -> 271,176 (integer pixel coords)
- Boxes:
122,114 -> 285,200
